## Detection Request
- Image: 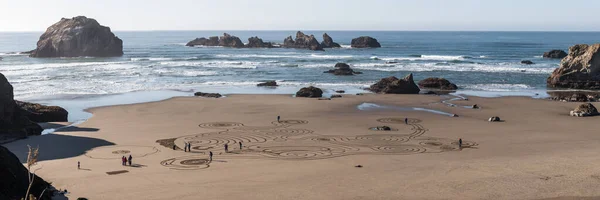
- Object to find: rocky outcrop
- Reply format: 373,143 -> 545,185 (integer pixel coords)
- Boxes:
0,73 -> 43,140
351,36 -> 381,48
218,33 -> 244,48
15,101 -> 68,122
246,37 -> 275,48
418,77 -> 458,90
194,92 -> 222,98
257,81 -> 278,87
0,146 -> 52,200
548,91 -> 600,102
321,33 -> 341,48
488,116 -> 501,122
368,74 -> 420,94
570,103 -> 599,117
543,50 -> 568,59
282,31 -> 323,51
521,60 -> 534,65
296,86 -> 323,98
30,16 -> 123,58
547,44 -> 600,89
186,36 -> 220,47
323,63 -> 362,75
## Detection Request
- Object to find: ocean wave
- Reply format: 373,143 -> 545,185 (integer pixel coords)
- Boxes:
154,69 -> 219,77
351,63 -> 555,74
461,84 -> 532,92
159,61 -> 258,69
1,61 -> 131,71
215,54 -> 355,60
0,52 -> 28,56
375,55 -> 469,61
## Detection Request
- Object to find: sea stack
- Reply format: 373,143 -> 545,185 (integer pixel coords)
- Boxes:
351,36 -> 381,48
323,63 -> 362,75
30,16 -> 123,57
543,50 -> 568,59
547,44 -> 600,89
321,33 -> 341,48
282,31 -> 323,51
246,37 -> 275,48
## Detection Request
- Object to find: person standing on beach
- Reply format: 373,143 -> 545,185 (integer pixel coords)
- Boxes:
128,155 -> 132,166
405,118 -> 408,124
458,138 -> 463,149
224,144 -> 229,152
209,151 -> 213,161
184,142 -> 188,152
78,161 -> 80,169
277,116 -> 281,122
239,141 -> 242,149
121,156 -> 126,166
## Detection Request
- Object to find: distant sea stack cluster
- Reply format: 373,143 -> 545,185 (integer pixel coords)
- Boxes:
185,31 -> 381,50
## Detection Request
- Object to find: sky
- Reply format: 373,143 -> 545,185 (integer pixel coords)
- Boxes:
1,0 -> 599,32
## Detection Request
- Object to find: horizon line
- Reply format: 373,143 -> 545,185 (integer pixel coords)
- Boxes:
2,29 -> 600,33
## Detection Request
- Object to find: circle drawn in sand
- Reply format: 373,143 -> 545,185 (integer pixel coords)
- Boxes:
372,145 -> 426,154
451,141 -> 478,148
198,122 -> 244,129
86,145 -> 159,160
180,159 -> 210,166
111,150 -> 131,154
275,120 -> 308,126
377,118 -> 422,124
248,145 -> 346,160
160,156 -> 211,170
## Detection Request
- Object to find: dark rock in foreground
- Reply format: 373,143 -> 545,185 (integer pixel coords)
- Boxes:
351,36 -> 381,48
321,33 -> 341,48
418,77 -> 458,90
194,92 -> 222,98
257,81 -> 278,87
543,50 -> 568,59
571,103 -> 599,117
547,44 -> 600,89
283,31 -> 323,51
0,73 -> 43,139
30,16 -> 123,58
296,86 -> 323,98
521,60 -> 534,65
16,101 -> 68,122
0,146 -> 52,200
323,63 -> 362,75
246,37 -> 275,48
369,74 -> 420,94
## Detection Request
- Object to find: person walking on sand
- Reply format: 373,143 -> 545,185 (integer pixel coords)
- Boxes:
184,142 -> 188,152
224,144 -> 229,152
78,161 -> 80,169
209,151 -> 213,161
277,116 -> 281,122
458,138 -> 463,149
405,118 -> 408,124
188,143 -> 192,152
128,155 -> 132,166
239,141 -> 242,149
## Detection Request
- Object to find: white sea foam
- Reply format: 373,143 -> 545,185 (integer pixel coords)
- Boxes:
462,84 -> 532,92
131,57 -> 174,61
215,54 -> 355,60
377,55 -> 468,61
351,63 -> 555,74
159,61 -> 258,69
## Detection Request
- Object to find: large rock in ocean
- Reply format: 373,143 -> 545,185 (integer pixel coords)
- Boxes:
0,145 -> 52,200
296,86 -> 323,98
0,73 -> 43,139
246,37 -> 274,48
369,74 -> 420,94
547,44 -> 600,89
15,101 -> 68,122
323,63 -> 362,75
218,33 -> 244,48
543,50 -> 568,59
321,33 -> 341,48
351,36 -> 381,48
257,81 -> 278,87
283,31 -> 323,51
30,16 -> 123,58
418,77 -> 458,90
186,36 -> 220,47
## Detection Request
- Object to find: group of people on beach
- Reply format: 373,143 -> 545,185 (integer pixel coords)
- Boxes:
121,155 -> 133,166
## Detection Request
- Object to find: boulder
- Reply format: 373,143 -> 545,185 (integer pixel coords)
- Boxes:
246,36 -> 274,48
257,81 -> 278,87
186,36 -> 220,47
15,101 -> 68,122
570,103 -> 599,117
547,44 -> 600,89
323,63 -> 362,75
543,50 -> 568,59
0,146 -> 52,200
194,92 -> 222,98
521,60 -> 534,65
375,126 -> 392,131
418,77 -> 458,90
30,16 -> 123,58
368,74 -> 420,94
0,73 -> 43,139
321,33 -> 341,48
488,116 -> 501,122
282,31 -> 323,51
296,86 -> 323,98
218,33 -> 244,48
351,36 -> 381,48
472,104 -> 479,109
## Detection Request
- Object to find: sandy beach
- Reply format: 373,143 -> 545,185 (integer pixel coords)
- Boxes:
4,94 -> 600,200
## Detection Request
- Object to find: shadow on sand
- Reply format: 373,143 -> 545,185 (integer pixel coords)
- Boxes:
41,122 -> 100,133
1,133 -> 114,162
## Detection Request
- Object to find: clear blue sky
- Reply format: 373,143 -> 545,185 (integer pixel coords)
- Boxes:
1,0 -> 598,31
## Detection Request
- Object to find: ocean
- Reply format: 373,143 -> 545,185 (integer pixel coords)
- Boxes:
0,31 -> 598,121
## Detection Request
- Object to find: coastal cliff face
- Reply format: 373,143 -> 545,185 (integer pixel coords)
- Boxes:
0,145 -> 51,200
547,44 -> 600,89
30,16 -> 123,58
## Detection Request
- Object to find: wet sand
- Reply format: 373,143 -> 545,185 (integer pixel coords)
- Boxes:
4,94 -> 600,200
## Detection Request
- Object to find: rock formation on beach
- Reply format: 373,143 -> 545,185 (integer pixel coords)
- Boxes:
351,36 -> 381,48
246,37 -> 275,48
489,116 -> 501,122
323,63 -> 362,75
296,86 -> 323,98
547,44 -> 600,89
369,74 -> 420,94
0,145 -> 52,200
418,77 -> 458,90
283,31 -> 323,51
0,73 -> 43,139
218,33 -> 244,48
194,92 -> 222,98
548,91 -> 600,102
543,50 -> 568,59
321,33 -> 341,48
16,101 -> 68,122
257,81 -> 278,87
30,16 -> 123,58
570,103 -> 599,117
